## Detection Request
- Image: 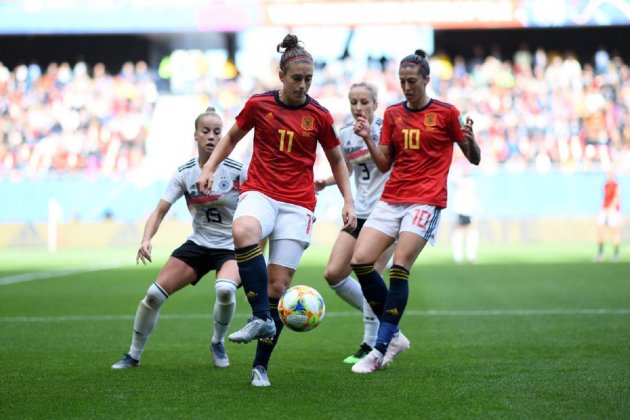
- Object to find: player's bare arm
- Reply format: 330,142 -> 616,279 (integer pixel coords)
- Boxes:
324,146 -> 357,232
354,114 -> 392,172
458,117 -> 481,165
137,200 -> 172,265
195,124 -> 247,194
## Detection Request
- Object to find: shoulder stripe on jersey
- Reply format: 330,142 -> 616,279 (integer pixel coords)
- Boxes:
307,97 -> 331,114
178,158 -> 196,172
251,91 -> 276,99
341,121 -> 353,130
385,102 -> 405,111
431,99 -> 454,109
224,158 -> 243,170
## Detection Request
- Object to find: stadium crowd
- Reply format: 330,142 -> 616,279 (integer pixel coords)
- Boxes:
1,44 -> 629,181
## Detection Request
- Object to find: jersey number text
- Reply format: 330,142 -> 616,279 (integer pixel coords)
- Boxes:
402,129 -> 421,150
278,129 -> 294,153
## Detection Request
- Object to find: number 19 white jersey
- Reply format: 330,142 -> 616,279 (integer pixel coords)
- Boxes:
162,157 -> 242,250
339,117 -> 390,218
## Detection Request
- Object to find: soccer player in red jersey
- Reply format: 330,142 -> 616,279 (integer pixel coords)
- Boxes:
349,49 -> 480,374
595,170 -> 622,262
195,34 -> 356,386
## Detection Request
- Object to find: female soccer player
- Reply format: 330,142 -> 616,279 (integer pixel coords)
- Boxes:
314,82 -> 397,364
195,34 -> 356,387
349,49 -> 480,373
112,107 -> 242,370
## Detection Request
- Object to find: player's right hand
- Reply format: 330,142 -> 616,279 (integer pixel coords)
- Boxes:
195,169 -> 214,195
136,241 -> 152,265
353,113 -> 370,140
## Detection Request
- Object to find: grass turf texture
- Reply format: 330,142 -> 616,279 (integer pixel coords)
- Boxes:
0,244 -> 628,419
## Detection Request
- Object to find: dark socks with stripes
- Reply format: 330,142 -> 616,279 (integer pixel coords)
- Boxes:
235,244 -> 269,320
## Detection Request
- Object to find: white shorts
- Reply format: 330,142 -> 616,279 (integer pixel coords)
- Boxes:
234,191 -> 314,247
597,208 -> 622,227
364,201 -> 442,246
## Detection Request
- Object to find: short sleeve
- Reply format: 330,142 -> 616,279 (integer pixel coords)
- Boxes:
318,112 -> 340,150
161,170 -> 185,204
235,98 -> 256,132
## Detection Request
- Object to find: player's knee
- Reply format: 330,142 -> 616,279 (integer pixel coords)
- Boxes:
323,266 -> 341,285
215,280 -> 236,304
144,283 -> 169,307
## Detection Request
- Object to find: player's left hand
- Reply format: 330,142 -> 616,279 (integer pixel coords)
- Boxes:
314,178 -> 327,192
462,116 -> 475,141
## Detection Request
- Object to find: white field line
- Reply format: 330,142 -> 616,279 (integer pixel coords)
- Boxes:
1,309 -> 628,323
0,261 -> 128,286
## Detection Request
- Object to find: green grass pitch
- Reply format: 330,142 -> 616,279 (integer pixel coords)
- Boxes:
0,244 -> 628,419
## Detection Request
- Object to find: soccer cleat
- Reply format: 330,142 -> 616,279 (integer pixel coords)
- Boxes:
210,341 -> 230,368
111,354 -> 140,369
351,349 -> 383,374
251,365 -> 271,387
611,254 -> 620,263
343,343 -> 372,364
228,317 -> 276,343
382,331 -> 410,368
593,254 -> 604,263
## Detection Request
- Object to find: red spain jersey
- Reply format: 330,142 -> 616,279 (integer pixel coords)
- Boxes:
380,99 -> 465,208
603,180 -> 620,210
235,90 -> 340,211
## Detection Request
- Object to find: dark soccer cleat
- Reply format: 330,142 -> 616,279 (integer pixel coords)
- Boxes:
343,342 -> 373,364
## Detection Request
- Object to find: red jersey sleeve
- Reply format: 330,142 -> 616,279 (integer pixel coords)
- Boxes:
318,112 -> 340,150
235,98 -> 255,132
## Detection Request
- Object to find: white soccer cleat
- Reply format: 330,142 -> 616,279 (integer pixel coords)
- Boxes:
251,365 -> 271,387
210,342 -> 230,368
111,354 -> 139,369
351,349 -> 383,374
382,331 -> 410,368
228,317 -> 276,343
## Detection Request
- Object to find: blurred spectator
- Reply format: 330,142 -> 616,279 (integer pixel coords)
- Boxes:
0,60 -> 157,181
1,45 -> 629,181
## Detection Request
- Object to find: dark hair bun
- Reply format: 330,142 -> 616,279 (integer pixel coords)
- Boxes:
277,34 -> 300,53
414,49 -> 427,58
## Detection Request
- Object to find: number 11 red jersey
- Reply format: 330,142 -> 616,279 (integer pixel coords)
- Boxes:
235,90 -> 340,212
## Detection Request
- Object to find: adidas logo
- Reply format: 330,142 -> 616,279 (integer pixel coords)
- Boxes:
385,308 -> 400,316
258,338 -> 274,345
246,291 -> 257,298
265,112 -> 274,119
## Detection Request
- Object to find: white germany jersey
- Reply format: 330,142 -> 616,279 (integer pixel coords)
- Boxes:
162,157 -> 242,250
339,117 -> 390,218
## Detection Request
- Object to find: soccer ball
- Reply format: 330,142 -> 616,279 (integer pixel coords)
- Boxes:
278,285 -> 325,332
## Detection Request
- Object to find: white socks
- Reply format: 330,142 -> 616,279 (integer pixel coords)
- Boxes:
330,276 -> 363,310
212,279 -> 237,344
362,299 -> 380,348
129,283 -> 169,360
331,276 -> 380,347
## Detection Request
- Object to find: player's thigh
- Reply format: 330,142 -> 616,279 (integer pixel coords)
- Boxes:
216,259 -> 240,287
352,226 -> 395,265
271,202 -> 315,245
324,231 -> 356,283
392,231 -> 428,270
155,257 -> 197,294
233,191 -> 276,246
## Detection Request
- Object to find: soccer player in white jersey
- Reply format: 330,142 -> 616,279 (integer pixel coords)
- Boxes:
315,82 -> 399,364
112,107 -> 242,370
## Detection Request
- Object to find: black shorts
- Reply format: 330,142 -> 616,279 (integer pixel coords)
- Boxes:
456,215 -> 472,226
345,218 -> 368,239
171,240 -> 235,285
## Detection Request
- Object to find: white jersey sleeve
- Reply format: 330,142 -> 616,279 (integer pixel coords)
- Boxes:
161,157 -> 242,250
339,117 -> 390,218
